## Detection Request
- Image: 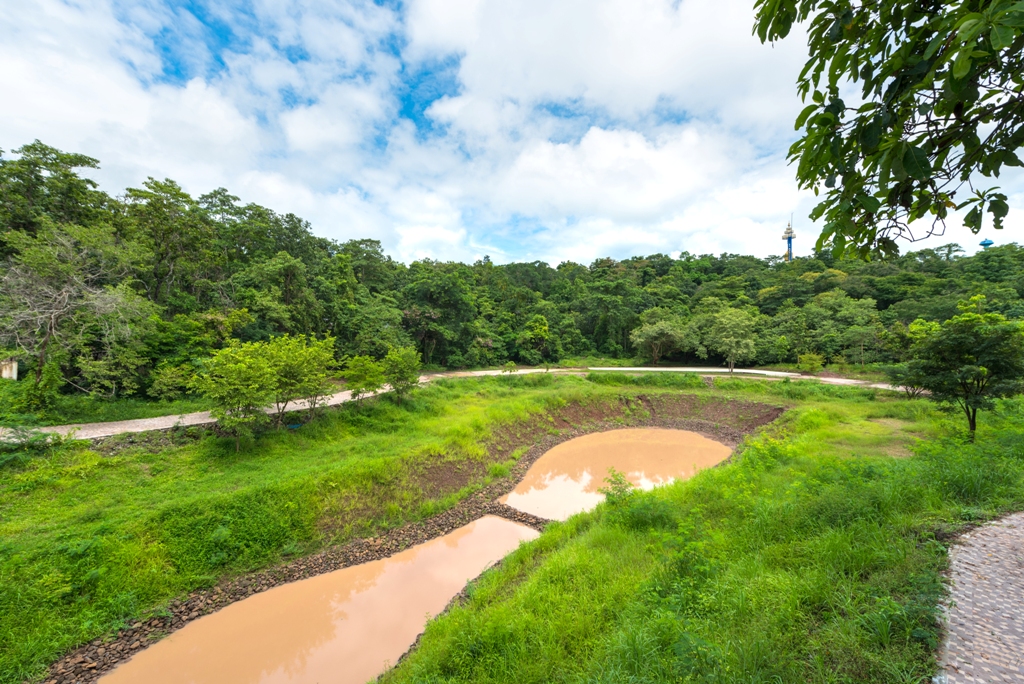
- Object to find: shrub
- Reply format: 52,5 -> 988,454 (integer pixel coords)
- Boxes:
798,353 -> 824,373
382,347 -> 422,404
193,342 -> 276,451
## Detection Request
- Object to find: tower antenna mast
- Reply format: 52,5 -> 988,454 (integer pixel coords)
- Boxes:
782,218 -> 795,262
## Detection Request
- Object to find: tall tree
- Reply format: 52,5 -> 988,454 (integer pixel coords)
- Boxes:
913,296 -> 1024,435
755,0 -> 1024,257
0,141 -> 111,255
0,221 -> 146,384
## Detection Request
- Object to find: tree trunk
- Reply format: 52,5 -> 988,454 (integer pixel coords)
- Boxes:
968,408 -> 977,440
729,359 -> 735,373
35,324 -> 53,385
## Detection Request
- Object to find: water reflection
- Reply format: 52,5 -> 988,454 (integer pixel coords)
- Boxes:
501,428 -> 732,520
99,516 -> 538,684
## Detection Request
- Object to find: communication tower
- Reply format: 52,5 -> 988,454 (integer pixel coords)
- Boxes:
782,222 -> 795,262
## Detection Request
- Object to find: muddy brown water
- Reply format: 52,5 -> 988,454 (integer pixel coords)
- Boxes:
98,516 -> 538,684
500,428 -> 732,520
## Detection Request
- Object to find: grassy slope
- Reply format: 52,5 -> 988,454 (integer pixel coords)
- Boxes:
1,374 -> 645,683
383,385 -> 1024,684
0,390 -> 214,428
3,374 -> 1021,683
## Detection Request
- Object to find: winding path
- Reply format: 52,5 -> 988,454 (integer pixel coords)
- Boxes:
4,367 -> 895,441
940,513 -> 1024,683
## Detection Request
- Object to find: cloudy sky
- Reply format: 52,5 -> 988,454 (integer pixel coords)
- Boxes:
2,0 -> 1021,265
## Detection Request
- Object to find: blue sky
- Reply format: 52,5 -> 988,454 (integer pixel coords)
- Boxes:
1,0 -> 1021,264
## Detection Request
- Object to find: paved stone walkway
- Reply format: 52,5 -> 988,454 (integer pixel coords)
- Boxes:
0,367 -> 898,441
940,513 -> 1024,683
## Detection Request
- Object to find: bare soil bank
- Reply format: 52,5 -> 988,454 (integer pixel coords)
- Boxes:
36,392 -> 784,684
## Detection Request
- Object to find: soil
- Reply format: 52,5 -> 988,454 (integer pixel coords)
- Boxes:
35,391 -> 784,684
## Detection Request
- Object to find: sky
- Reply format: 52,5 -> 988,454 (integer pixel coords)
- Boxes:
1,0 -> 1022,266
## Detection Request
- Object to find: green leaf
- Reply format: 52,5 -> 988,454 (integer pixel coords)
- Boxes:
878,147 -> 893,188
891,145 -> 908,182
952,48 -> 973,80
964,206 -> 983,233
859,121 -> 881,152
989,197 -> 1009,229
903,146 -> 932,180
795,104 -> 818,130
991,24 -> 1016,50
857,195 -> 882,213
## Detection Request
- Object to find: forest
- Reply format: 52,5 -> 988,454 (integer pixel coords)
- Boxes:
3,140 -> 1024,422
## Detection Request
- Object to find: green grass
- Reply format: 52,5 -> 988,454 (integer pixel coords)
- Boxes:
3,374 -> 1022,683
0,387 -> 213,428
0,374 -> 632,683
382,394 -> 1024,684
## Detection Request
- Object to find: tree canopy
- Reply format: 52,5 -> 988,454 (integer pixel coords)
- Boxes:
755,0 -> 1024,258
4,140 -> 1024,416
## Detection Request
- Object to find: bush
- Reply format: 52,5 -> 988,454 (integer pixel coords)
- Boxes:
193,342 -> 276,451
798,353 -> 824,373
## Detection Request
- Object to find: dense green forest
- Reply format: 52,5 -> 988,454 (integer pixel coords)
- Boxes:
3,141 -> 1024,412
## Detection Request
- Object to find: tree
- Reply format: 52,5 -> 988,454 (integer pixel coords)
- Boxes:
913,296 -> 1024,435
382,347 -> 422,404
343,355 -> 385,401
516,314 -> 558,365
0,221 -> 146,385
0,141 -> 111,255
265,335 -> 336,424
705,309 -> 758,372
629,308 -> 688,365
755,0 -> 1024,257
193,342 -> 277,451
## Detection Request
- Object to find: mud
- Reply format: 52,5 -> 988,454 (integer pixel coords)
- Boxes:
96,516 -> 537,684
501,428 -> 732,520
36,392 -> 784,684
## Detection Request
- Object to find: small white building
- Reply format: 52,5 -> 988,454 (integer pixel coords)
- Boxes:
1,359 -> 17,381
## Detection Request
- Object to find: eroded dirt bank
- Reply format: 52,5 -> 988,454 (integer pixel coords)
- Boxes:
37,392 -> 783,684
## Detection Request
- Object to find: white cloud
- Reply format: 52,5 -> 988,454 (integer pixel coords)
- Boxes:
1,0 -> 1021,266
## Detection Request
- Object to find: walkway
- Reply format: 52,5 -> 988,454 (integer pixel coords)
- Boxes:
940,513 -> 1024,683
3,367 -> 896,441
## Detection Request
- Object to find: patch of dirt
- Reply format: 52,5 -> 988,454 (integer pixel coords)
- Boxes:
410,458 -> 488,499
36,390 -> 784,684
89,426 -> 212,456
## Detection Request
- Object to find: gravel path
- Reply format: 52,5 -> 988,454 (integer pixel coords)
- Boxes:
939,512 -> 1024,683
2,367 -> 897,441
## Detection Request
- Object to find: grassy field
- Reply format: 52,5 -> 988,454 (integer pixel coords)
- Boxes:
1,374 -> 654,682
381,384 -> 1024,684
2,374 -> 1022,683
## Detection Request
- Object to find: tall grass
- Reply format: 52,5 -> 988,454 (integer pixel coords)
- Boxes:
0,376 -> 606,683
383,398 -> 1024,684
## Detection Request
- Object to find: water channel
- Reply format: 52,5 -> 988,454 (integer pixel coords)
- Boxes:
99,428 -> 730,683
99,516 -> 538,684
501,428 -> 733,520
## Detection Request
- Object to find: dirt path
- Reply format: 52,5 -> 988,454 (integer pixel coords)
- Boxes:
939,512 -> 1024,682
4,367 -> 894,441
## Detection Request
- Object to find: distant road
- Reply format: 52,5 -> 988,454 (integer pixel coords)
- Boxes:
2,367 -> 897,441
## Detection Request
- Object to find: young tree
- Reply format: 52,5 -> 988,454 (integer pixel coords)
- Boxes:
705,309 -> 758,372
629,308 -> 688,365
755,0 -> 1024,257
914,296 -> 1024,436
265,335 -> 336,424
193,342 -> 276,451
343,355 -> 385,401
382,347 -> 422,404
